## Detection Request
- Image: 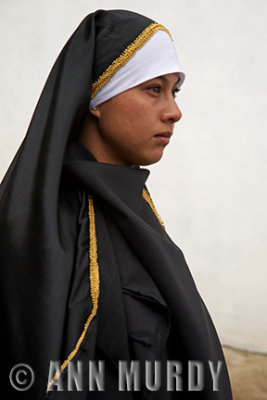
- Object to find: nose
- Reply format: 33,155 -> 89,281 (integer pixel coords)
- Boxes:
161,99 -> 182,124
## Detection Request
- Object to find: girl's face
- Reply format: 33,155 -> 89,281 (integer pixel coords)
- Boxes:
91,72 -> 182,166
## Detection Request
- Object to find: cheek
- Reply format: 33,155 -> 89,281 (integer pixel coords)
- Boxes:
99,93 -> 157,146
127,106 -> 155,139
112,101 -> 146,138
120,98 -> 153,130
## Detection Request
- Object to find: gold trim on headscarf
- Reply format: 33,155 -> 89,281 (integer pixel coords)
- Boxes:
91,23 -> 172,99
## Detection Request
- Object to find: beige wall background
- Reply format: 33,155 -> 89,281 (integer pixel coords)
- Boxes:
0,0 -> 266,353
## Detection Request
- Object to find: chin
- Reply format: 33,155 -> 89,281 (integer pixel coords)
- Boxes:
138,150 -> 164,166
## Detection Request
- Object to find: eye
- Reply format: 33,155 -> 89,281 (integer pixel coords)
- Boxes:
172,87 -> 180,98
147,85 -> 161,95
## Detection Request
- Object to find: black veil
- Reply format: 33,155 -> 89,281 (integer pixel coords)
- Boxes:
0,9 -> 232,399
0,10 -> 153,398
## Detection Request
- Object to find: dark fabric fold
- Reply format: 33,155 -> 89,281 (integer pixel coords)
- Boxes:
62,143 -> 233,399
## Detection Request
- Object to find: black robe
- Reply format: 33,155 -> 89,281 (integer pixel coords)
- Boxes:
46,142 -> 232,399
0,10 -> 232,399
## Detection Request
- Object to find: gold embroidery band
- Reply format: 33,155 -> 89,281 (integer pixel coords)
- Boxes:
46,194 -> 100,392
46,189 -> 162,391
91,23 -> 172,99
143,187 -> 165,230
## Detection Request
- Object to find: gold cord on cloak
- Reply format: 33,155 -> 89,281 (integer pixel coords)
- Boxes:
46,188 -> 164,391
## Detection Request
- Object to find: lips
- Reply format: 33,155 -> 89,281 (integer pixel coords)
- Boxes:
154,132 -> 172,145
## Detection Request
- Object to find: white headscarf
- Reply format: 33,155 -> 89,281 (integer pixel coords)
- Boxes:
90,29 -> 185,109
